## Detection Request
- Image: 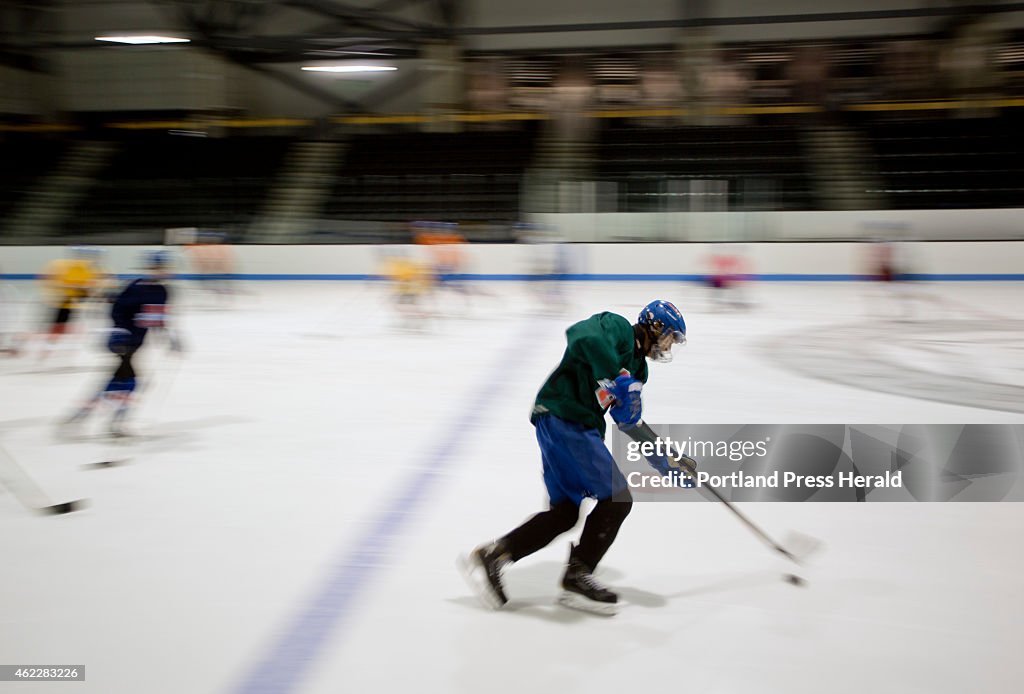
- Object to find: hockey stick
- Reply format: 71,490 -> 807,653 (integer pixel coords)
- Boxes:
153,348 -> 183,403
626,420 -> 805,565
0,443 -> 85,515
134,345 -> 184,426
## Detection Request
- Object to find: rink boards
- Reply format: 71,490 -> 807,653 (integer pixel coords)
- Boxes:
2,240 -> 1024,281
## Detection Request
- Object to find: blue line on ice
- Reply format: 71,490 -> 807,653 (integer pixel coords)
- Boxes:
228,319 -> 538,694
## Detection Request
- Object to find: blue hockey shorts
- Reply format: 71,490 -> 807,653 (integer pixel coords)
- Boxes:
534,414 -> 627,506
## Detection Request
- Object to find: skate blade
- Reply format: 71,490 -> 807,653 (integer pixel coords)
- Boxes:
557,590 -> 620,617
456,554 -> 504,611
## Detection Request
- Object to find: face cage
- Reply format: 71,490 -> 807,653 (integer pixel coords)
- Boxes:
649,329 -> 686,363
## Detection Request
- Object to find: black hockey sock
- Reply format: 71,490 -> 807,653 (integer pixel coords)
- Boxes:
573,496 -> 632,570
501,501 -> 579,563
114,350 -> 137,381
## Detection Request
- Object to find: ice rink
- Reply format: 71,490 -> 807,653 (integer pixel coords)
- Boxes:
1,279 -> 1022,694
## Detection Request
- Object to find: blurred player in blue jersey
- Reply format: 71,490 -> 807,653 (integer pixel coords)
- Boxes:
461,300 -> 688,616
61,251 -> 180,437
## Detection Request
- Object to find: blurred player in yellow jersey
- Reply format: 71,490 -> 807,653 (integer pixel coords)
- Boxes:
380,251 -> 434,326
414,221 -> 481,312
41,247 -> 105,352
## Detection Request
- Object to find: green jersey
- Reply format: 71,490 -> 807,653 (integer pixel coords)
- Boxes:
531,312 -> 649,436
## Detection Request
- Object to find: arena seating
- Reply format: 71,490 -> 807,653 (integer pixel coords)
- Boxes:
594,122 -> 815,211
69,134 -> 292,238
0,137 -> 67,222
324,129 -> 535,223
860,115 -> 1024,209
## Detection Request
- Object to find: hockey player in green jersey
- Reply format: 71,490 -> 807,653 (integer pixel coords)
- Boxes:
461,300 -> 687,615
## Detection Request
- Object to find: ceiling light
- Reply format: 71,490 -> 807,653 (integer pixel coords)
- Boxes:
301,65 -> 397,73
96,36 -> 190,45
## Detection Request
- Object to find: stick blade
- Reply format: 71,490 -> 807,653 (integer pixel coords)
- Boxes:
38,499 -> 87,515
781,531 -> 824,564
83,459 -> 129,470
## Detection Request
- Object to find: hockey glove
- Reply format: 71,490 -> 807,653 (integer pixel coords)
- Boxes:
608,373 -> 643,430
107,328 -> 132,356
622,421 -> 697,488
649,452 -> 697,488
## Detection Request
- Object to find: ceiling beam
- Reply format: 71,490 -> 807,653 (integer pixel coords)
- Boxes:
278,0 -> 443,37
458,3 -> 1024,36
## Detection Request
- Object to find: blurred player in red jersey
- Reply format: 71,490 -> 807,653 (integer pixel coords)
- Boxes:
705,245 -> 750,310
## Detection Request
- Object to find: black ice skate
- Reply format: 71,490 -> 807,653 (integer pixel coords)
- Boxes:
458,541 -> 510,609
558,556 -> 619,616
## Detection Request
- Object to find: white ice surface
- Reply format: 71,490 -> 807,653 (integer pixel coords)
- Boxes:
0,280 -> 1022,694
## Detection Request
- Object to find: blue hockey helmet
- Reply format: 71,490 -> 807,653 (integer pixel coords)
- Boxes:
638,300 -> 687,363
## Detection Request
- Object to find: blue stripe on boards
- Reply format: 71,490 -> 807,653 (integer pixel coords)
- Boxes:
3,272 -> 1023,282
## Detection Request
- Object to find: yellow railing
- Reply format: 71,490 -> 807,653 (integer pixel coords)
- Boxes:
3,97 -> 1024,132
